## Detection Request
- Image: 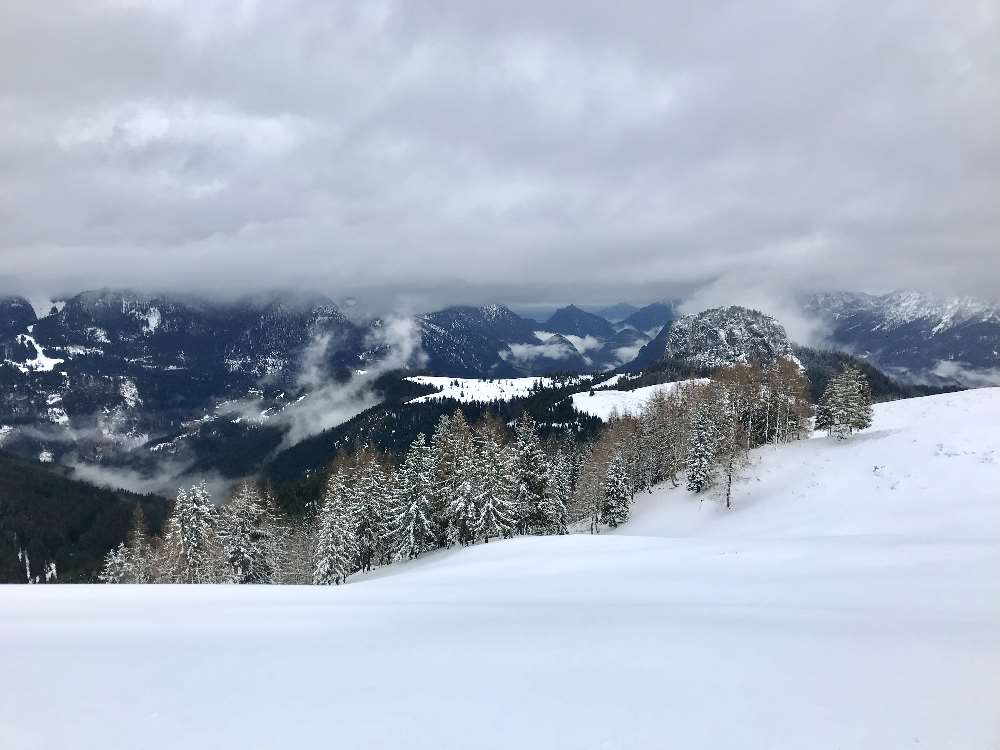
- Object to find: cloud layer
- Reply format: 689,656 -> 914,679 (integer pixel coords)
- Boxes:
1,1 -> 997,310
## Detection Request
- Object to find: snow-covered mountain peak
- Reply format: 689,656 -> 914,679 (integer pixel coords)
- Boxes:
663,306 -> 793,369
809,290 -> 1000,333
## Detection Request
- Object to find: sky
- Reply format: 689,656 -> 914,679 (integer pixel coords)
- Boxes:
0,0 -> 997,314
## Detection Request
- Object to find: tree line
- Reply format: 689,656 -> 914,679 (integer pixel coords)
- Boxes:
101,359 -> 870,585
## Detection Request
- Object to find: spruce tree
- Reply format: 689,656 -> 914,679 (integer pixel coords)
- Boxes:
817,367 -> 872,439
512,413 -> 548,534
430,412 -> 473,547
474,436 -> 516,542
686,398 -> 718,494
390,435 -> 437,560
313,471 -> 357,585
352,457 -> 389,571
98,543 -> 131,584
540,450 -> 571,534
162,483 -> 219,583
217,481 -> 283,584
846,367 -> 874,433
602,453 -> 631,528
125,503 -> 154,584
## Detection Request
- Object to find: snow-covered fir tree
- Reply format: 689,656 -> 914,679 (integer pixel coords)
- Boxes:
472,432 -> 516,542
313,471 -> 357,585
98,542 -> 132,584
99,504 -> 154,584
686,396 -> 719,494
125,504 -> 154,584
431,412 -> 473,547
512,413 -> 549,534
352,456 -> 390,571
217,482 -> 284,584
540,449 -> 571,535
389,434 -> 437,560
845,367 -> 874,433
161,482 -> 219,584
602,452 -> 631,528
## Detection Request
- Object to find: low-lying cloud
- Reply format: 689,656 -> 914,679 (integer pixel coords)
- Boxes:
272,316 -> 427,449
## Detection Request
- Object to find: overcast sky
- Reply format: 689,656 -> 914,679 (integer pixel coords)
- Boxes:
1,0 -> 997,313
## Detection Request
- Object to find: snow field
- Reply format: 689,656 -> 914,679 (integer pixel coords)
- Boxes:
570,378 -> 711,420
406,374 -> 589,404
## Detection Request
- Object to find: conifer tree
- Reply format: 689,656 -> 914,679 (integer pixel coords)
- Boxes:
512,413 -> 548,534
686,396 -> 719,494
540,450 -> 571,534
474,438 -> 517,542
352,457 -> 390,571
98,543 -> 131,584
217,481 -> 283,584
161,483 -> 219,583
817,367 -> 872,439
125,503 -> 154,584
313,471 -> 357,585
430,412 -> 473,547
846,367 -> 874,433
602,453 -> 631,528
390,434 -> 437,560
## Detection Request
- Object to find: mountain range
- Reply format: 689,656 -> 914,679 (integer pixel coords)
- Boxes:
0,286 -> 994,493
804,290 -> 1000,386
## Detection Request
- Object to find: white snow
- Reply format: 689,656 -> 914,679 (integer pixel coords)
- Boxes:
85,326 -> 111,344
119,379 -> 142,408
139,306 -> 161,334
36,450 -> 53,463
7,334 -> 64,373
570,378 -> 711,420
46,407 -> 69,425
407,375 -> 590,404
0,425 -> 12,446
2,390 -> 999,749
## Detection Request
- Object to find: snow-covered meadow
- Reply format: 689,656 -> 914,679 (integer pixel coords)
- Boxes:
570,378 -> 711,420
406,374 -> 590,404
2,390 -> 999,749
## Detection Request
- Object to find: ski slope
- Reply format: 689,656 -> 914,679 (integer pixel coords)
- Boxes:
570,378 -> 710,420
2,390 -> 999,749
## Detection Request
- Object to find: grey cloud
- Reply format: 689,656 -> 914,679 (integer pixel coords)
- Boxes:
0,0 -> 997,311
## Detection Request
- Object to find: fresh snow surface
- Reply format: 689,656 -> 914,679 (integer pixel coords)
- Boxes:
3,390 -> 1000,749
571,378 -> 711,420
407,375 -> 590,404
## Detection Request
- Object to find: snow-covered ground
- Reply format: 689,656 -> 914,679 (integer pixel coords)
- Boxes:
3,390 -> 999,749
570,378 -> 711,420
407,374 -> 590,404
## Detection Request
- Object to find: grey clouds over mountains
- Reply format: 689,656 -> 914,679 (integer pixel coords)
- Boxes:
0,1 -> 998,313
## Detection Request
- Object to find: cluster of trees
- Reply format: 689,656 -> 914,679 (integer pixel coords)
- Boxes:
101,413 -> 574,585
591,358 -> 814,512
102,359 -> 854,586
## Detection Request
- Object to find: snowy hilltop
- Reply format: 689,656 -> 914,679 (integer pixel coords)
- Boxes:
665,306 -> 794,368
4,388 -> 998,748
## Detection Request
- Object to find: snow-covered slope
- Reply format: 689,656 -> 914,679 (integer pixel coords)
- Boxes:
3,390 -> 999,749
570,378 -> 710,420
407,375 -> 591,404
